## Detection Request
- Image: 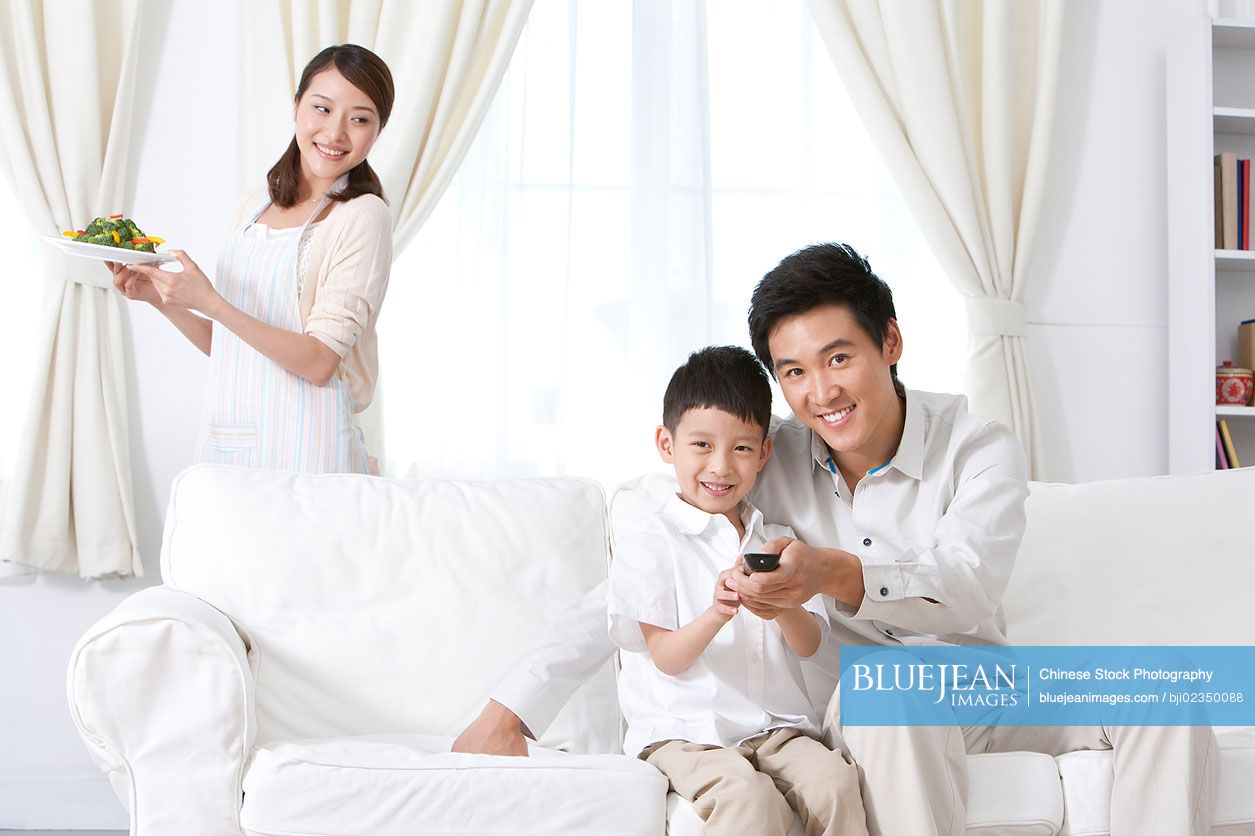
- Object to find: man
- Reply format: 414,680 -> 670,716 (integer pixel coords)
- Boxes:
454,243 -> 1218,835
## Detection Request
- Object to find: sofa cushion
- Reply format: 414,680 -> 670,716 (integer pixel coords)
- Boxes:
964,752 -> 1064,834
160,465 -> 619,754
1005,468 -> 1255,644
1054,729 -> 1255,835
239,734 -> 667,836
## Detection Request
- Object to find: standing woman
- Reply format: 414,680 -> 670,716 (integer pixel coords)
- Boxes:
113,44 -> 394,474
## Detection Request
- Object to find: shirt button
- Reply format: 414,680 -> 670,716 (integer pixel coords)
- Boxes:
879,586 -> 889,597
885,629 -> 894,636
863,537 -> 872,547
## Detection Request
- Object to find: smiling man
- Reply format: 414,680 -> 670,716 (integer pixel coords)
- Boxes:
453,243 -> 1218,836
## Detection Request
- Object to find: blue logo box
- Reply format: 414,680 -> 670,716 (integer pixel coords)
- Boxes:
838,646 -> 1255,726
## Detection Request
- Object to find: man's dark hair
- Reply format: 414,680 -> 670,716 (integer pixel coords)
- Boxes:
748,243 -> 899,382
662,346 -> 772,438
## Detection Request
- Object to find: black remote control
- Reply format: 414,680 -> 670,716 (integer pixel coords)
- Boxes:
744,552 -> 780,573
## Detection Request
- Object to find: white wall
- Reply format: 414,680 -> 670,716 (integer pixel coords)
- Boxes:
1027,0 -> 1208,482
0,0 -> 1213,826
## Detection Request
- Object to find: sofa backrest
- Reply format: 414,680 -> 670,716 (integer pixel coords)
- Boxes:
160,465 -> 620,754
1005,467 -> 1255,645
614,468 -> 1255,647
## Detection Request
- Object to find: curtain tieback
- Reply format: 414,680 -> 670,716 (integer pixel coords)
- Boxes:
40,240 -> 119,290
964,297 -> 1026,338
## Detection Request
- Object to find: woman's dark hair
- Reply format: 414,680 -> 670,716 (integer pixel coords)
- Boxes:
662,346 -> 773,438
267,44 -> 395,208
748,243 -> 900,384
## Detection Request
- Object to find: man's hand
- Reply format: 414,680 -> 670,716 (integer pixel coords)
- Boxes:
731,536 -> 866,611
733,555 -> 786,620
451,700 -> 528,757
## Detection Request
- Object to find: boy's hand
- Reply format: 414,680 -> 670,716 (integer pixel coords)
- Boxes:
711,567 -> 741,621
734,554 -> 785,620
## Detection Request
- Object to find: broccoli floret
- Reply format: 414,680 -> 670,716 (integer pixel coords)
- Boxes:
78,216 -> 158,249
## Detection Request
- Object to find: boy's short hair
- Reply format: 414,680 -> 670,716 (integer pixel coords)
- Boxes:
662,346 -> 772,437
747,242 -> 899,382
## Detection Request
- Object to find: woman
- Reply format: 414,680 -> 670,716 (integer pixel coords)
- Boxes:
113,44 -> 394,474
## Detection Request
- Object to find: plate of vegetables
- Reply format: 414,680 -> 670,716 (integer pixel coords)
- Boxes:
45,215 -> 173,265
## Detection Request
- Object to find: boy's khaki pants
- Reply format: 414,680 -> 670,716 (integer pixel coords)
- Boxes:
641,727 -> 870,836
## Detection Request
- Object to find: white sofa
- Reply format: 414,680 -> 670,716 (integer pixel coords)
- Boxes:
67,464 -> 1255,835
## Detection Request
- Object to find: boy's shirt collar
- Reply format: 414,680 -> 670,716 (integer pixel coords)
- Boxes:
808,389 -> 925,482
661,492 -> 765,540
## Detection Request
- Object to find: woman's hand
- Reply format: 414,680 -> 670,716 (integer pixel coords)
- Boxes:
107,260 -> 163,307
127,250 -> 222,316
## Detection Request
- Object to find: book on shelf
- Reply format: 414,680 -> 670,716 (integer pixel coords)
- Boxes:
1213,153 -> 1254,250
1216,153 -> 1238,249
1219,418 -> 1241,468
1239,155 -> 1249,247
1243,158 -> 1250,250
1217,422 -> 1230,469
1240,319 -> 1255,373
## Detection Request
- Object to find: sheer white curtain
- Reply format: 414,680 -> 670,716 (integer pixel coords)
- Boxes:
380,0 -> 964,486
806,0 -> 1066,475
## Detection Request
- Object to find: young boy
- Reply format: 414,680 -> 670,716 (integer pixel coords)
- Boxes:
607,346 -> 867,836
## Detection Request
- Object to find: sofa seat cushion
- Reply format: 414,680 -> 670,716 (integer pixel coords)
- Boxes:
964,752 -> 1064,834
239,734 -> 667,836
1056,729 -> 1255,835
664,751 -> 1062,835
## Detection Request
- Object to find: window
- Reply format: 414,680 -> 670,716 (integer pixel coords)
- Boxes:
378,0 -> 964,486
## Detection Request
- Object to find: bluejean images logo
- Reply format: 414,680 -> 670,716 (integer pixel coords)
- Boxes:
839,646 -> 1255,727
851,659 -> 1020,708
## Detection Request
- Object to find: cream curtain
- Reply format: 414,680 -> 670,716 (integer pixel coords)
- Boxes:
0,0 -> 144,578
240,0 -> 534,461
806,0 -> 1065,475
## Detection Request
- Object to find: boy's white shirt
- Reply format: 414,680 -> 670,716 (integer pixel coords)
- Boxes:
608,493 -> 828,757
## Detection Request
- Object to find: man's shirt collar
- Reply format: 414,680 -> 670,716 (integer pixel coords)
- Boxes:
806,390 -> 924,482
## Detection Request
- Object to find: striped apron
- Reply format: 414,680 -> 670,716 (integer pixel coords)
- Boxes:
194,185 -> 369,473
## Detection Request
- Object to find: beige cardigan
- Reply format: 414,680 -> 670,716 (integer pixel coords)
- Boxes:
229,189 -> 393,412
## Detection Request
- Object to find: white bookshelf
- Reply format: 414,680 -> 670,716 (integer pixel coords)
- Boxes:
1214,107 -> 1255,133
1167,18 -> 1255,473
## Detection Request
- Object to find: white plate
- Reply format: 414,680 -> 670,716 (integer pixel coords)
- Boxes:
43,235 -> 174,265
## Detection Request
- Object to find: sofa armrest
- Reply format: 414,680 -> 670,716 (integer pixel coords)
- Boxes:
67,585 -> 256,835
